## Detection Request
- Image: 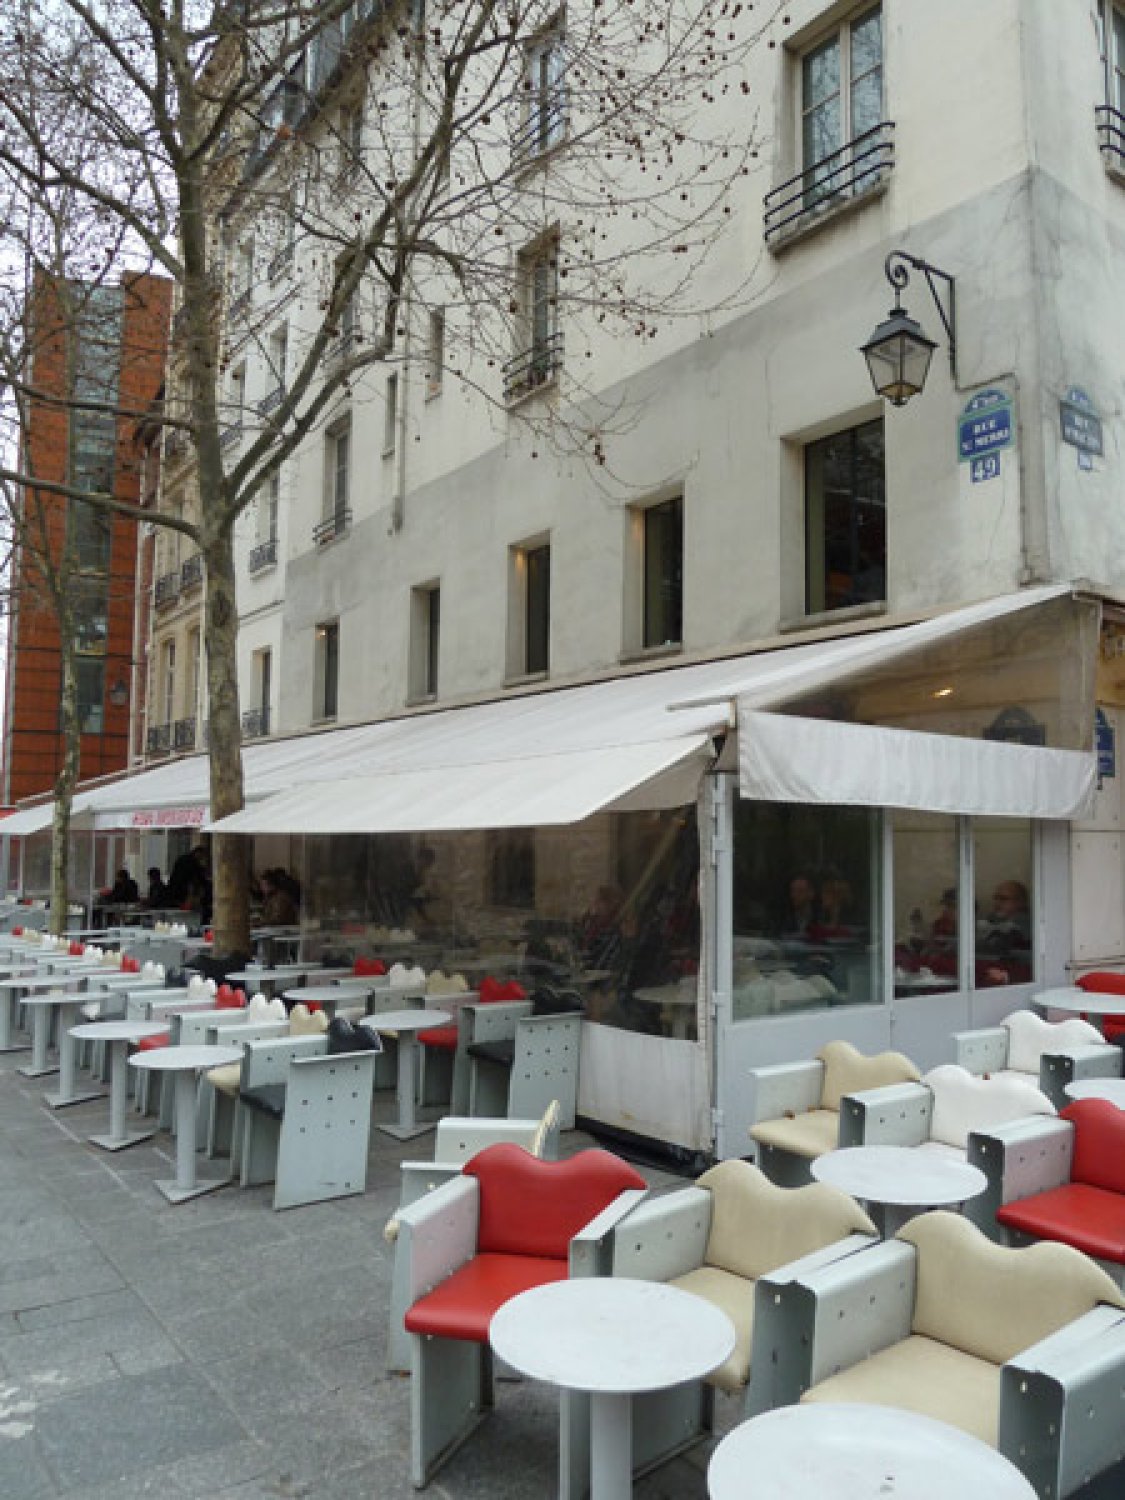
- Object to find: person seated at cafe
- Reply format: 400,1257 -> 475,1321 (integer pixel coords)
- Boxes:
976,879 -> 1031,986
144,866 -> 170,907
105,867 -> 140,905
259,868 -> 299,926
780,872 -> 819,939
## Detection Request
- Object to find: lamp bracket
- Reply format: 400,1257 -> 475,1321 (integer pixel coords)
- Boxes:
884,251 -> 957,382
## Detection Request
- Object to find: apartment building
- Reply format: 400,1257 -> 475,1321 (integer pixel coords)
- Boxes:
84,0 -> 1125,1155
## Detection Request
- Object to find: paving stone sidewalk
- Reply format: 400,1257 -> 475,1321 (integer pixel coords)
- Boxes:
0,1053 -> 710,1499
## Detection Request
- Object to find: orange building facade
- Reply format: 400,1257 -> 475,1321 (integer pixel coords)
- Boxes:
2,272 -> 171,804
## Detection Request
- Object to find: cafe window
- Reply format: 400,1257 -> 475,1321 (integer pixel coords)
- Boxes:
972,819 -> 1033,988
892,811 -> 959,997
732,801 -> 883,1019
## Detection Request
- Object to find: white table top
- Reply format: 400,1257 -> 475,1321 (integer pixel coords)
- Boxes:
707,1404 -> 1036,1500
490,1278 -> 735,1396
1064,1077 -> 1125,1106
812,1145 -> 987,1207
130,1043 -> 244,1072
69,1019 -> 171,1044
22,991 -> 88,1007
1033,987 -> 1125,1016
1,973 -> 89,992
288,984 -> 377,1004
361,1009 -> 450,1034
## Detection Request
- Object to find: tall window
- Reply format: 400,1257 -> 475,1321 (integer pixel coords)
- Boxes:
804,418 -> 885,615
323,420 -> 350,533
517,23 -> 567,161
426,308 -> 444,397
383,371 -> 398,455
251,648 -> 272,735
512,541 -> 550,677
973,819 -> 1034,989
187,629 -> 201,718
314,620 -> 339,721
161,640 -> 176,724
506,236 -> 561,400
233,237 -> 254,304
892,812 -> 959,998
642,496 -> 684,649
75,659 -> 105,736
410,583 -> 440,700
1102,3 -> 1125,113
264,325 -> 287,410
260,469 -> 280,543
801,6 -> 883,205
340,100 -> 363,178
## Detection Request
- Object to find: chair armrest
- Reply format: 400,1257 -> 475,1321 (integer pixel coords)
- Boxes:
241,1033 -> 326,1088
569,1188 -> 648,1277
610,1186 -> 712,1282
396,1174 -> 481,1305
966,1116 -> 1074,1228
466,1000 -> 532,1045
952,1025 -> 1008,1076
839,1082 -> 932,1148
432,1116 -> 548,1164
1000,1304 -> 1125,1499
750,1238 -> 915,1410
398,1160 -> 465,1211
748,1060 -> 824,1125
206,1018 -> 289,1045
1039,1043 -> 1122,1105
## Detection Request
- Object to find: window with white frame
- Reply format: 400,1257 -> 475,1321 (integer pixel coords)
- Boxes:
515,21 -> 566,163
509,539 -> 550,678
262,325 -> 287,413
383,371 -> 398,455
320,418 -> 351,540
259,469 -> 280,543
640,495 -> 684,650
314,619 -> 340,721
409,582 -> 440,701
249,648 -> 272,736
339,100 -> 363,178
804,417 -> 885,615
1098,3 -> 1125,168
791,6 -> 885,223
222,364 -> 245,449
232,237 -> 254,304
505,234 -> 561,401
426,308 -> 444,396
161,639 -> 176,725
187,629 -> 201,719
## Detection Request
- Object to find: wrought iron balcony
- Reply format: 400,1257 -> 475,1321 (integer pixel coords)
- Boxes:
512,96 -> 568,168
219,421 -> 243,451
258,385 -> 285,416
241,706 -> 270,739
503,330 -> 564,403
1096,104 -> 1125,173
146,724 -> 171,756
154,571 -> 180,608
248,537 -> 278,574
764,121 -> 895,245
313,507 -> 351,547
180,553 -> 203,590
173,716 -> 197,750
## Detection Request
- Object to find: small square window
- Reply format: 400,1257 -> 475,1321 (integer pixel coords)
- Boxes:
804,418 -> 885,615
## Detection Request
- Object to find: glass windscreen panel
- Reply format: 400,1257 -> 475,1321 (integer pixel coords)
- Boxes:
776,594 -> 1099,751
298,807 -> 701,1041
972,818 -> 1033,988
893,811 -> 959,997
731,802 -> 882,1020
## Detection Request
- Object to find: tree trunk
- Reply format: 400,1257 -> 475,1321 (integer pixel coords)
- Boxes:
50,638 -> 80,937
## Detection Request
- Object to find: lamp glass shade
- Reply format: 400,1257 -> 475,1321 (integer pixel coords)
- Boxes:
861,308 -> 938,406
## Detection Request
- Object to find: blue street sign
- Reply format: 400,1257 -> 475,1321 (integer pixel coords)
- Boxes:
958,389 -> 1014,462
1060,387 -> 1103,456
1096,708 -> 1115,779
970,454 -> 1001,483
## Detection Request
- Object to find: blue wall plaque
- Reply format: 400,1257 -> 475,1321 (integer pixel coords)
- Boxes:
959,389 -> 1014,462
1060,386 -> 1103,456
1096,708 -> 1115,779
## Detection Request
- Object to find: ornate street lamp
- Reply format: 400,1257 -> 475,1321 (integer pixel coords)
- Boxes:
861,251 -> 957,406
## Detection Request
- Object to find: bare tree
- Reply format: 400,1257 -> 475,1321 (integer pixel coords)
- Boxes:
0,0 -> 782,948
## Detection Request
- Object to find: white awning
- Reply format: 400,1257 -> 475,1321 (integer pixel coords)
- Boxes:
0,801 -> 93,837
739,710 -> 1096,820
208,735 -> 715,834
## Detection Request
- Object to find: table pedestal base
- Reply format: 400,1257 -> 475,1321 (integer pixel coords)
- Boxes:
590,1391 -> 632,1500
377,1117 -> 438,1141
44,1085 -> 105,1109
17,1060 -> 59,1079
151,1172 -> 231,1205
88,1126 -> 157,1152
45,1022 -> 104,1107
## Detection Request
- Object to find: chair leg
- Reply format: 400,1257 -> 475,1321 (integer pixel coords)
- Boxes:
239,1110 -> 281,1187
410,1334 -> 493,1489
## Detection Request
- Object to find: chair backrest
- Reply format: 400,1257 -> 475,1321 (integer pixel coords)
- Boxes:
479,976 -> 527,1004
467,1143 -> 645,1259
289,1003 -> 329,1036
923,1064 -> 1055,1149
696,1159 -> 875,1279
1002,1009 -> 1103,1073
1061,1098 -> 1125,1194
817,1039 -> 920,1112
899,1210 -> 1124,1366
1076,971 -> 1125,996
353,956 -> 386,977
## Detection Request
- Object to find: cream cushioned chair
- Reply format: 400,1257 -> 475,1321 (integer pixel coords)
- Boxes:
923,1064 -> 1054,1157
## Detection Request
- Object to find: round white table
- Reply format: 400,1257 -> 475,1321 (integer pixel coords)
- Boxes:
281,982 -> 379,1019
18,989 -> 88,1080
0,970 -> 76,1052
32,990 -> 109,1108
130,1043 -> 244,1202
812,1145 -> 987,1237
360,1008 -> 449,1139
491,1278 -> 735,1500
68,1019 -> 170,1150
707,1403 -> 1036,1499
1064,1077 -> 1125,1107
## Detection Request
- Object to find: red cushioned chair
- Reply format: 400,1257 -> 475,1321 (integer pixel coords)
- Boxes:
1076,971 -> 1125,1045
418,977 -> 522,1112
398,1141 -> 646,1488
353,956 -> 386,977
134,985 -> 245,1113
995,1098 -> 1125,1278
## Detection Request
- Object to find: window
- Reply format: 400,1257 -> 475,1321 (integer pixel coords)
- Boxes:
383,371 -> 398,456
409,583 -> 440,700
488,829 -> 535,909
260,469 -> 280,543
426,308 -> 444,397
641,496 -> 683,650
804,417 -> 885,615
246,648 -> 271,737
340,101 -> 363,178
222,364 -> 246,448
516,23 -> 567,162
505,236 -> 561,401
262,325 -> 287,412
795,6 -> 885,218
314,620 -> 339,721
972,819 -> 1034,989
161,640 -> 176,724
232,237 -> 254,304
75,658 -> 105,735
1102,2 -> 1125,114
892,812 -> 959,998
187,629 -> 201,717
319,419 -> 350,541
510,540 -> 550,677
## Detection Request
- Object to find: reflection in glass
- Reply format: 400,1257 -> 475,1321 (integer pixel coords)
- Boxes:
973,819 -> 1033,988
731,802 -> 882,1020
892,811 -> 958,997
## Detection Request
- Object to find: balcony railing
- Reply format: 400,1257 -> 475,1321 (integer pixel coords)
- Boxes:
154,571 -> 181,608
503,330 -> 564,403
313,507 -> 351,547
242,706 -> 271,739
258,386 -> 285,417
1096,104 -> 1125,172
146,724 -> 171,756
173,716 -> 197,751
219,421 -> 243,451
511,96 -> 568,168
248,537 -> 278,574
764,121 -> 895,245
163,429 -> 189,464
180,553 -> 203,591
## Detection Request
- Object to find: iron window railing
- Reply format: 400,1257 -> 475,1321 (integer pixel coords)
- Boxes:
512,96 -> 568,167
313,508 -> 351,546
258,386 -> 285,416
1096,104 -> 1125,171
503,330 -> 563,402
242,706 -> 271,739
248,537 -> 278,573
154,571 -> 180,607
173,716 -> 197,750
180,553 -> 203,590
764,121 -> 895,245
146,724 -> 171,755
219,421 -> 243,451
